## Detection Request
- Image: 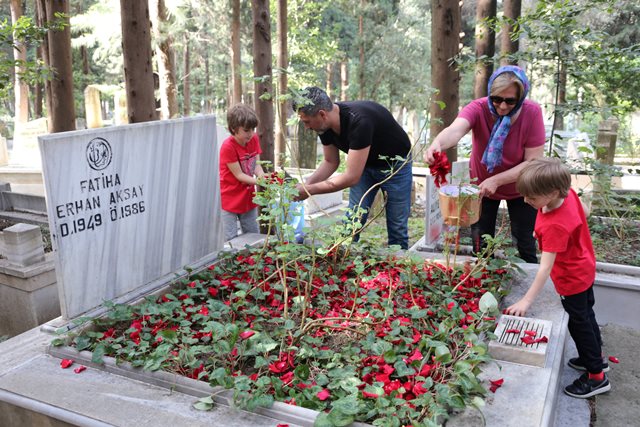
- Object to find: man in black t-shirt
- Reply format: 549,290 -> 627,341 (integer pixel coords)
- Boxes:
293,86 -> 413,249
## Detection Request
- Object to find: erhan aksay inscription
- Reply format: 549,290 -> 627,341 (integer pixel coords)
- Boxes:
54,138 -> 146,240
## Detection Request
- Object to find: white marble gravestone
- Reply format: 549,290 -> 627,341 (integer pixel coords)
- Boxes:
424,175 -> 443,246
39,116 -> 223,319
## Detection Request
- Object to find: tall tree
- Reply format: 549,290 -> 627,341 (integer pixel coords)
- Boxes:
251,0 -> 274,167
358,0 -> 365,99
430,0 -> 461,161
340,60 -> 348,101
182,33 -> 191,115
473,0 -> 496,98
44,0 -> 75,132
230,0 -> 242,105
120,0 -> 156,123
150,0 -> 178,119
10,0 -> 29,126
275,0 -> 287,168
500,0 -> 521,65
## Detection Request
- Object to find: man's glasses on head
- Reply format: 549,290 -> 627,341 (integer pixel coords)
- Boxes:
490,96 -> 518,106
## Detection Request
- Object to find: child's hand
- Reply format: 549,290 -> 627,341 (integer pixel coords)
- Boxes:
505,299 -> 531,317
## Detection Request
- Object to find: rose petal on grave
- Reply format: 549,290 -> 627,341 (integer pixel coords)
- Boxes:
524,330 -> 537,337
489,378 -> 504,387
505,329 -> 521,334
239,330 -> 255,339
609,356 -> 620,364
60,359 -> 74,369
317,389 -> 331,401
74,365 -> 87,374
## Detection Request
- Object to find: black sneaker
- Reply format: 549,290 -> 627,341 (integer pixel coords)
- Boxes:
564,373 -> 611,398
568,357 -> 610,373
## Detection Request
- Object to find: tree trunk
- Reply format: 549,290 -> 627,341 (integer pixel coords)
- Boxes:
151,0 -> 178,119
430,0 -> 460,162
45,0 -> 76,132
340,60 -> 348,101
120,0 -> 156,123
291,121 -> 317,169
473,0 -> 496,98
325,62 -> 334,98
10,0 -> 30,125
358,0 -> 365,99
275,0 -> 287,168
231,0 -> 242,105
183,37 -> 191,117
35,0 -> 51,121
553,61 -> 567,132
500,0 -> 521,66
251,0 -> 275,169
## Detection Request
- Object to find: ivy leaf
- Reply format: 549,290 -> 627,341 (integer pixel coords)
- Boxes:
193,396 -> 214,411
332,395 -> 362,415
479,292 -> 498,313
314,412 -> 332,427
327,409 -> 355,427
295,364 -> 311,381
91,343 -> 107,364
434,346 -> 451,363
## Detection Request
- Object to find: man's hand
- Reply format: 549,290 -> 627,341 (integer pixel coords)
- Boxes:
294,183 -> 310,201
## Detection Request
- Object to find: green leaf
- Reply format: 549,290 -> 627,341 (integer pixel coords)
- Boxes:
393,360 -> 416,377
328,409 -> 355,427
434,346 -> 451,363
91,343 -> 107,364
295,364 -> 311,381
314,412 -> 333,427
479,292 -> 498,313
74,335 -> 92,351
193,396 -> 214,411
332,395 -> 362,415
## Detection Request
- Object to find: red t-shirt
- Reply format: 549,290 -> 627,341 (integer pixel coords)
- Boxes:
535,189 -> 596,296
219,134 -> 262,213
458,98 -> 546,200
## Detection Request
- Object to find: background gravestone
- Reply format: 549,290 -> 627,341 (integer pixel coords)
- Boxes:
39,116 -> 223,319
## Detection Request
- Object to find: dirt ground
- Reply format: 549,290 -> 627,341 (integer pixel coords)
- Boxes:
593,323 -> 640,426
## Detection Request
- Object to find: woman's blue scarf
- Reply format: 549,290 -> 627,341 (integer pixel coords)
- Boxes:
482,65 -> 530,173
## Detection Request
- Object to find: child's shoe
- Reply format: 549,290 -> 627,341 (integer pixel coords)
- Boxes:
568,357 -> 610,373
564,373 -> 611,398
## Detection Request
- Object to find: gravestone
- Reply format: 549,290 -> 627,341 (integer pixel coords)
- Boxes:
11,117 -> 49,168
39,116 -> 223,319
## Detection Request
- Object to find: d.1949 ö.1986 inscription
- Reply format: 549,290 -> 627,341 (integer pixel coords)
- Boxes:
54,173 -> 146,239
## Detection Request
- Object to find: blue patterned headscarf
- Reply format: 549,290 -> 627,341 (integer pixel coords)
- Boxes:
481,65 -> 530,173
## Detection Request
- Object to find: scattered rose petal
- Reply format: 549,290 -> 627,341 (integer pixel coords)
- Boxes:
489,378 -> 504,393
362,390 -> 380,398
317,389 -> 330,401
524,330 -> 537,337
447,302 -> 455,311
277,424 -> 289,427
74,365 -> 87,374
505,329 -> 521,334
239,330 -> 255,340
609,356 -> 620,364
60,359 -> 74,369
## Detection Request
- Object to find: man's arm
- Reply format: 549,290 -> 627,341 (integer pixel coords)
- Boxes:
505,251 -> 556,317
479,145 -> 545,197
304,144 -> 341,185
424,118 -> 471,164
297,145 -> 370,200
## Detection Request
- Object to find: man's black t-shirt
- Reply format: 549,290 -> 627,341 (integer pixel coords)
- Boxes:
318,101 -> 411,168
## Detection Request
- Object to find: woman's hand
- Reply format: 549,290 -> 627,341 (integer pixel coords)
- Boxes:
479,176 -> 499,197
424,142 -> 440,164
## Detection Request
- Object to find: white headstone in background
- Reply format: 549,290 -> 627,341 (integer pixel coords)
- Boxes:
12,117 -> 49,168
39,116 -> 223,319
424,175 -> 443,246
450,160 -> 470,185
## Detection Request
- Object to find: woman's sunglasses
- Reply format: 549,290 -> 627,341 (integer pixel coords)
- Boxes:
490,96 -> 518,106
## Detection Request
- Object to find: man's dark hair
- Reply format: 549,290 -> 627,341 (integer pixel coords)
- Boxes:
292,86 -> 333,116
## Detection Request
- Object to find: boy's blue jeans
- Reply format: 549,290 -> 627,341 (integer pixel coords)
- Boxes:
348,160 -> 412,249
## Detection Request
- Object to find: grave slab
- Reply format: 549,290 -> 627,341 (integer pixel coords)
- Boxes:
489,314 -> 553,367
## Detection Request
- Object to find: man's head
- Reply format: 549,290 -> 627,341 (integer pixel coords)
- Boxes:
517,158 -> 571,209
293,86 -> 334,134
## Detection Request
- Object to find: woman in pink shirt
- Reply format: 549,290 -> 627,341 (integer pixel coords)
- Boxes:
425,66 -> 545,263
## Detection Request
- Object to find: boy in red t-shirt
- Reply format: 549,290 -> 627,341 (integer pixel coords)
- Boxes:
506,157 -> 611,398
219,104 -> 264,241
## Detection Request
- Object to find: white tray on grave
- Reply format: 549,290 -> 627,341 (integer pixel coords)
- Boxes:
489,314 -> 553,367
